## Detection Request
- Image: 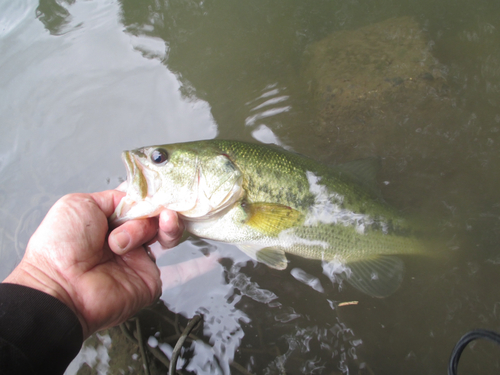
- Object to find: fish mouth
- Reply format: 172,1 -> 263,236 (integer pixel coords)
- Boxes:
122,150 -> 148,201
110,150 -> 155,226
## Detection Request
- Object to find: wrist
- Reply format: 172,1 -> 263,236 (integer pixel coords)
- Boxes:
3,261 -> 90,338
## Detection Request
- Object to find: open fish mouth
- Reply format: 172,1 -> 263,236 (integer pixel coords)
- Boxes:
109,151 -> 157,226
122,151 -> 148,201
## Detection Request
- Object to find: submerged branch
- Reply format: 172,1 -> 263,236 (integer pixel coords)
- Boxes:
169,315 -> 202,374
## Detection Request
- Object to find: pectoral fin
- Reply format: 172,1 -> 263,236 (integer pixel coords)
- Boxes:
243,202 -> 303,236
237,244 -> 288,270
344,256 -> 404,298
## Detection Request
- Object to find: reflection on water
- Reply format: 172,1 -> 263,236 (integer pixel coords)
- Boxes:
0,0 -> 217,271
154,239 -> 368,374
244,84 -> 292,127
2,0 -> 500,373
36,0 -> 73,35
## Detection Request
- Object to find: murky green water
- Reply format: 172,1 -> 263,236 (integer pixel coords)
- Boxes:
2,0 -> 500,373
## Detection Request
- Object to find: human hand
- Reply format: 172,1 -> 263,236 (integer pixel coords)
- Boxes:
3,190 -> 217,339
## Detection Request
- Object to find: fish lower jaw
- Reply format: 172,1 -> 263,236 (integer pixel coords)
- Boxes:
110,198 -> 161,226
179,200 -> 239,222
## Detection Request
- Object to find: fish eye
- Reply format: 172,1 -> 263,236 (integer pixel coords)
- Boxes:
150,148 -> 169,165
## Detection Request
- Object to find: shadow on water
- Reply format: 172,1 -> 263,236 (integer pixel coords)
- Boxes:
22,0 -> 500,373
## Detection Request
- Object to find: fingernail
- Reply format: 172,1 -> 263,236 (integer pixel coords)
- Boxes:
113,230 -> 130,251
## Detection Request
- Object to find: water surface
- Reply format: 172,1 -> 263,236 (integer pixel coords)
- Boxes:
2,0 -> 500,373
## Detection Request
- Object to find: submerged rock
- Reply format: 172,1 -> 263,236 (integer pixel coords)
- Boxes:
305,16 -> 450,155
303,17 -> 465,214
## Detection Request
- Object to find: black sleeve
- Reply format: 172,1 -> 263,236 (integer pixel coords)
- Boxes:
0,283 -> 83,375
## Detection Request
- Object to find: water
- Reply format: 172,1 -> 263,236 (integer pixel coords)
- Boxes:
2,0 -> 500,373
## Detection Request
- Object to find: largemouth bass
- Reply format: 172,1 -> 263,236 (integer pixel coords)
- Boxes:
111,140 -> 428,297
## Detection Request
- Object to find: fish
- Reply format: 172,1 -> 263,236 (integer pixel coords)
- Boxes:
111,140 -> 429,297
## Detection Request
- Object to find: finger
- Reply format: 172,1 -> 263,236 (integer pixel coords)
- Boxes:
109,218 -> 159,255
157,210 -> 184,249
159,252 -> 220,290
90,190 -> 126,218
122,246 -> 163,302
